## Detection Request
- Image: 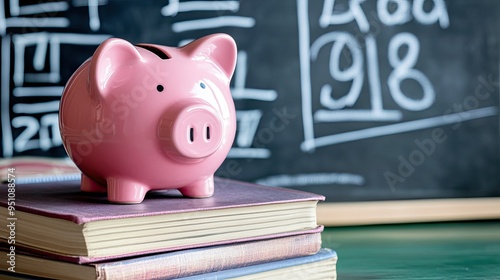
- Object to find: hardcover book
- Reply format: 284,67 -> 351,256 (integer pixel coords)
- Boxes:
0,157 -> 80,184
0,177 -> 324,263
1,231 -> 323,280
177,248 -> 337,280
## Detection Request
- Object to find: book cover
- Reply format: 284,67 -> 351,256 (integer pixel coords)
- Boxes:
0,157 -> 80,184
1,231 -> 323,280
0,177 -> 324,263
177,248 -> 337,280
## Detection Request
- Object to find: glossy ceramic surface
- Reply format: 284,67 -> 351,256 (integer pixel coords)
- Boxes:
59,34 -> 237,203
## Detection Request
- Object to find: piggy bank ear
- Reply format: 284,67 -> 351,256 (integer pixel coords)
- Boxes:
183,33 -> 237,81
89,38 -> 142,97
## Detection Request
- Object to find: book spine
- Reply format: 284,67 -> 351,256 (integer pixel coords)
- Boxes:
95,232 -> 321,280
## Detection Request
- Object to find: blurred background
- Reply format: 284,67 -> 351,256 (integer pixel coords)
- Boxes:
0,0 -> 499,225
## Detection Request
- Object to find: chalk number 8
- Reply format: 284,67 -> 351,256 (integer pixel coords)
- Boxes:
388,32 -> 435,111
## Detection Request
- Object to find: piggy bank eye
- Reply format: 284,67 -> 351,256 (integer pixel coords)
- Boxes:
157,85 -> 164,92
200,82 -> 206,89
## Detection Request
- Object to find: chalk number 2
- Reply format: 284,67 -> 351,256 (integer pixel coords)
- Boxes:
12,114 -> 62,153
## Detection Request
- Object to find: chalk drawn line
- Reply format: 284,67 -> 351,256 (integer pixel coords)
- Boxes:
255,172 -> 365,187
232,51 -> 277,101
162,0 -> 239,17
228,147 -> 271,159
13,101 -> 60,114
172,16 -> 255,33
301,106 -> 499,151
297,0 -> 315,152
13,86 -> 64,97
1,36 -> 13,157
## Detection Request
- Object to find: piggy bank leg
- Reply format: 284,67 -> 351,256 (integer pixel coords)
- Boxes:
81,174 -> 106,193
179,176 -> 214,198
107,178 -> 149,204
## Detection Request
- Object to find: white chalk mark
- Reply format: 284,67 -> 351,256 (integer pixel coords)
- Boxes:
388,33 -> 419,70
236,110 -> 262,147
162,0 -> 180,16
172,16 -> 255,33
11,32 -> 110,45
53,33 -> 111,44
6,17 -> 69,27
39,113 -> 62,151
231,88 -> 278,101
25,73 -> 60,83
388,33 -> 435,111
12,33 -> 110,86
315,109 -> 402,122
319,0 -> 369,32
18,2 -> 69,15
1,17 -> 69,36
1,36 -> 13,157
72,0 -> 107,30
256,172 -> 365,187
365,35 -> 383,114
13,33 -> 46,85
50,35 -> 61,83
12,116 -> 40,152
162,0 -> 239,17
88,0 -> 101,31
2,0 -> 70,35
349,0 -> 369,32
310,31 -> 364,109
13,87 -> 64,97
302,106 -> 499,151
72,0 -> 108,7
13,101 -> 60,114
231,51 -> 278,101
413,0 -> 449,29
13,34 -> 26,86
231,110 -> 272,158
178,39 -> 193,47
377,0 -> 411,26
0,1 -> 7,36
228,148 -> 271,159
9,0 -> 20,16
33,35 -> 48,71
320,0 -> 347,27
3,32 -> 104,154
297,0 -> 315,152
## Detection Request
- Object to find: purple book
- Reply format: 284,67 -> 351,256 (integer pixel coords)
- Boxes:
1,231 -> 323,280
0,177 -> 324,263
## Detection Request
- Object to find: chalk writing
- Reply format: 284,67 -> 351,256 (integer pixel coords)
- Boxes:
163,0 -> 275,159
298,0 -> 472,152
0,0 -> 497,197
2,33 -> 109,156
256,172 -> 365,188
1,0 -> 110,157
71,0 -> 107,31
0,0 -> 69,35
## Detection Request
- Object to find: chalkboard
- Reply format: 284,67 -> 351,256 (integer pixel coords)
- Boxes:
1,0 -> 499,218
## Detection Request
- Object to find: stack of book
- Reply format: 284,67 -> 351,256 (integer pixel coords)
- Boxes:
0,177 -> 337,279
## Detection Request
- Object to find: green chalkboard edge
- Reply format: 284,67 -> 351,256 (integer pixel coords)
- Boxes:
317,197 -> 500,226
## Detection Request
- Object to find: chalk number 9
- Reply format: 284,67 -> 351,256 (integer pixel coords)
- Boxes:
312,31 -> 435,111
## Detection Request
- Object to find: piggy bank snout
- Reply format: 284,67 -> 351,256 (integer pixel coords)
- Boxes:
159,103 -> 224,159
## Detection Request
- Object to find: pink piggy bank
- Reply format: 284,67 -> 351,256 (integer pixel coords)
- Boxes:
59,34 -> 237,203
